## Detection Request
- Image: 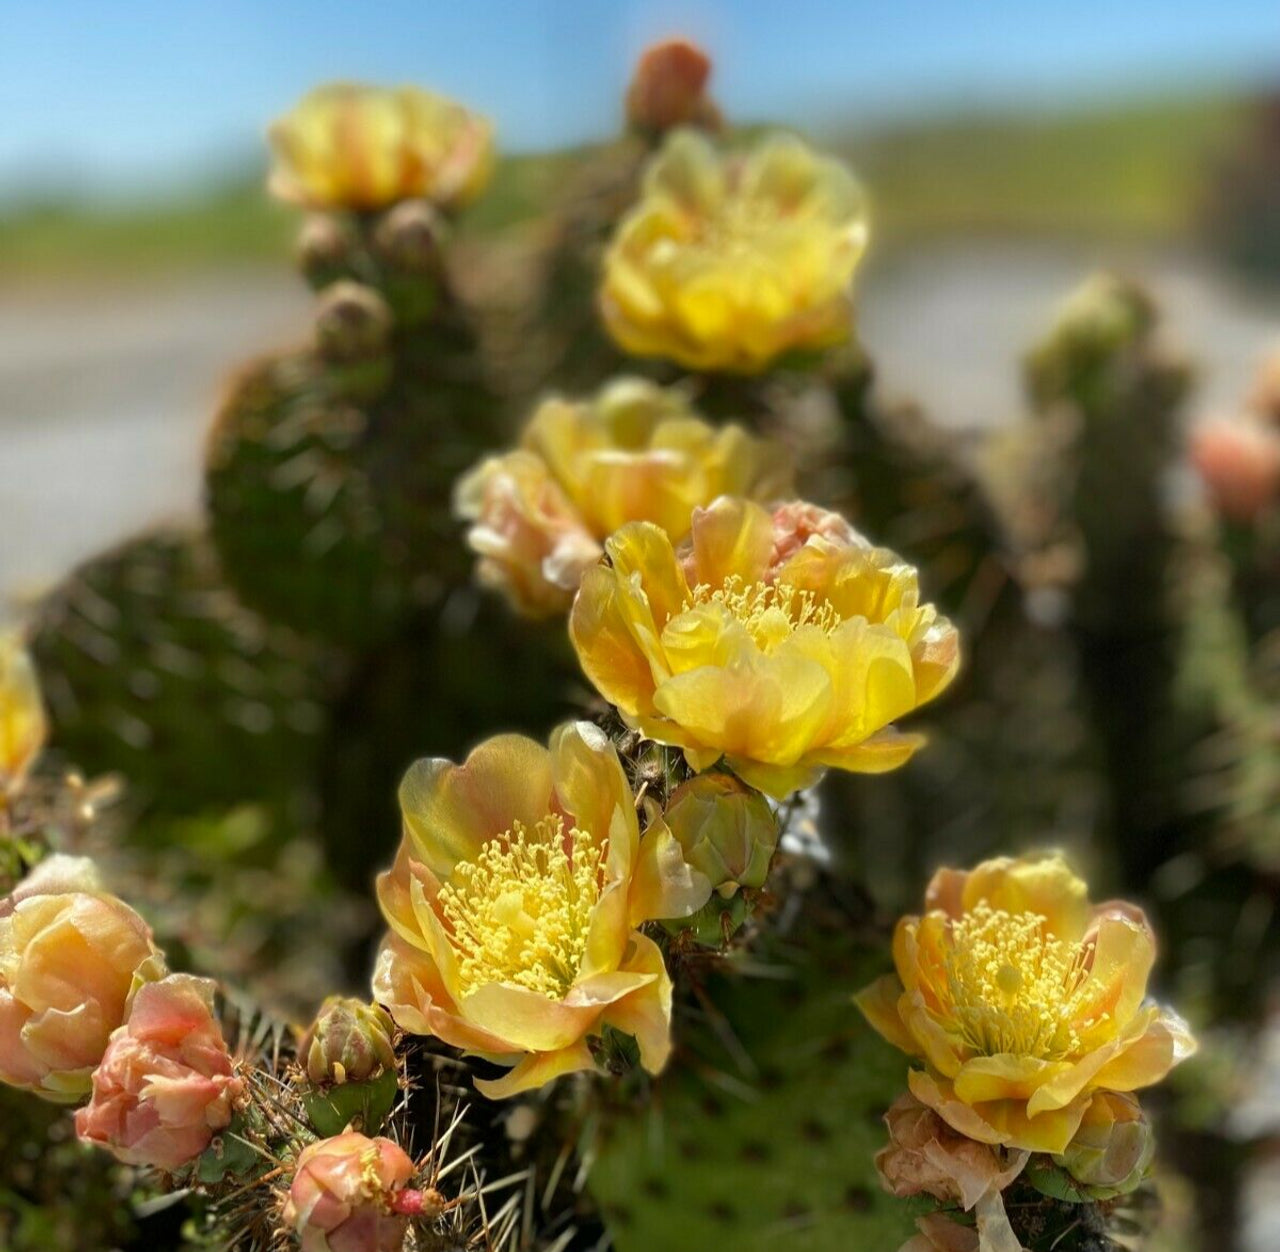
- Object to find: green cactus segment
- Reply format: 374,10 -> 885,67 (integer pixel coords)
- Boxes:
589,906 -> 917,1252
206,353 -> 415,648
207,216 -> 509,651
31,528 -> 328,823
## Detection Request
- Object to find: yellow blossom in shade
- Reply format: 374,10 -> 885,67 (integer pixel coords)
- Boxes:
855,852 -> 1197,1156
599,128 -> 868,372
455,377 -> 792,617
373,722 -> 712,1099
569,495 -> 959,799
0,635 -> 46,796
269,83 -> 493,212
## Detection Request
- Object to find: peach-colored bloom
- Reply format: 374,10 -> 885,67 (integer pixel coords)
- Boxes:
570,495 -> 959,798
625,39 -> 721,134
269,83 -> 493,212
857,853 -> 1196,1156
0,856 -> 165,1101
74,974 -> 243,1170
600,129 -> 867,372
1190,416 -> 1280,523
0,635 -> 46,796
374,722 -> 710,1098
284,1132 -> 414,1252
455,377 -> 791,617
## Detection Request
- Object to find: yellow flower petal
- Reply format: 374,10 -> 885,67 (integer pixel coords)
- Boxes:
398,736 -> 554,879
473,1040 -> 598,1100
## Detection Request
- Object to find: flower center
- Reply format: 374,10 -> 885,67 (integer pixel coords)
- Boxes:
436,815 -> 603,1000
942,904 -> 1105,1060
685,574 -> 842,651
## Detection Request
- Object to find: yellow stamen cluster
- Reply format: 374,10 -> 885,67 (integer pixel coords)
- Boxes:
436,817 -> 603,999
942,904 -> 1103,1059
685,575 -> 842,650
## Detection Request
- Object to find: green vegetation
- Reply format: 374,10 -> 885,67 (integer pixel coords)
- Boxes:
0,89 -> 1252,277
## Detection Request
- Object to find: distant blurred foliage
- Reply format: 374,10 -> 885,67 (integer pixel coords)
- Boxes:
3,33 -> 1277,1252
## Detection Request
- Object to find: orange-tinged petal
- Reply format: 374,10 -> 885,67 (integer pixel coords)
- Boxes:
1090,1009 -> 1197,1092
571,565 -> 663,719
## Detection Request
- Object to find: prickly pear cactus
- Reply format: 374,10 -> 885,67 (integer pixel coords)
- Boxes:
588,872 -> 918,1252
30,528 -> 329,825
207,209 -> 508,650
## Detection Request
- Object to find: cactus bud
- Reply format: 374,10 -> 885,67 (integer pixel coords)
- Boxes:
664,773 -> 779,894
374,200 -> 446,275
297,214 -> 356,289
315,281 -> 394,363
301,996 -> 396,1087
1052,1091 -> 1154,1198
625,39 -> 721,135
283,1132 -> 413,1252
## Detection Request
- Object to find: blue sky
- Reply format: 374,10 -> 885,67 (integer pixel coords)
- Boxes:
1,1 -> 1277,197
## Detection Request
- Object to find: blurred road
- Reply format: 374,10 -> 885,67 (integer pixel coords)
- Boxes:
2,244 -> 1278,605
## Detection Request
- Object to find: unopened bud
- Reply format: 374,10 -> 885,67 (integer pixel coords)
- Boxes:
374,200 -> 446,275
664,773 -> 779,894
300,997 -> 396,1087
1053,1091 -> 1154,1198
314,281 -> 394,362
297,214 -> 355,289
625,39 -> 722,135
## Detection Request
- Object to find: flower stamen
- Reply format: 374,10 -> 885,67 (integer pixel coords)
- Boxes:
437,816 -> 603,999
942,903 -> 1106,1060
685,574 -> 842,649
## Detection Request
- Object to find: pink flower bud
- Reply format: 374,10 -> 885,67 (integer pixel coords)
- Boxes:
283,1132 -> 415,1252
75,974 -> 244,1170
1191,416 -> 1280,523
0,856 -> 165,1101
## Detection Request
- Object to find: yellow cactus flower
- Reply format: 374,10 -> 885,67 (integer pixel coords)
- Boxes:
856,853 -> 1196,1156
455,377 -> 792,617
0,635 -> 46,796
599,129 -> 868,372
569,496 -> 959,798
269,83 -> 493,212
373,722 -> 712,1098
